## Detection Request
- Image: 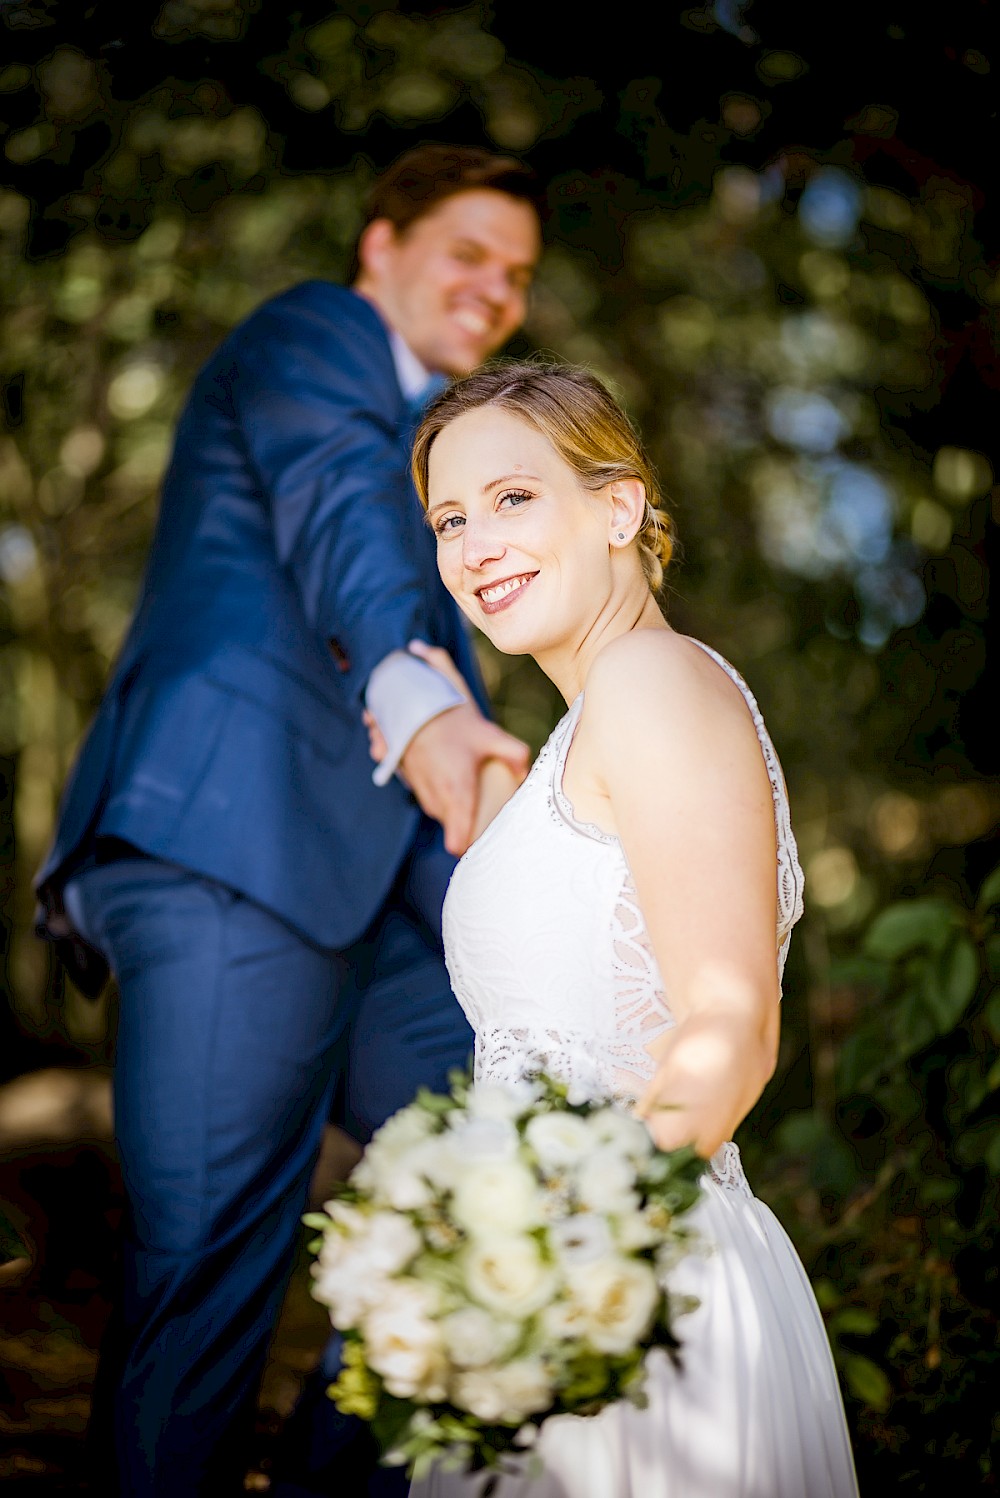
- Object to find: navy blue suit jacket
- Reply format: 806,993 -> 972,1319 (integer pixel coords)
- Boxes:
38,282 -> 487,950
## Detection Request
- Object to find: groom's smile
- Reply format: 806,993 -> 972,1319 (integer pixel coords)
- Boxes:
354,188 -> 541,377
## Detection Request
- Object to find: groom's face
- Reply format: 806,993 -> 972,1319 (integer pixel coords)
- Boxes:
356,189 -> 541,376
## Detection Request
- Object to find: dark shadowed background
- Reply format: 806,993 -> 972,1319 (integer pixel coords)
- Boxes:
1,0 -> 997,1490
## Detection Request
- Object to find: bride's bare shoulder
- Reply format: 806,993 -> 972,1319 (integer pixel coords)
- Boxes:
585,627 -> 735,705
581,628 -> 758,759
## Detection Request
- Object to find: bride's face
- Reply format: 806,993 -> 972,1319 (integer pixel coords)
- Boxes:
425,405 -> 618,657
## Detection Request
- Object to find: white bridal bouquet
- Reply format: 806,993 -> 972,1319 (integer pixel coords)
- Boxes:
306,1072 -> 704,1484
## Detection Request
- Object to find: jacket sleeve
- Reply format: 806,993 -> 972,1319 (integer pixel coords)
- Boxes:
230,291 -> 433,701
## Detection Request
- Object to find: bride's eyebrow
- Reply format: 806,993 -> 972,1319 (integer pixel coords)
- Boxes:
484,472 -> 541,492
424,500 -> 457,527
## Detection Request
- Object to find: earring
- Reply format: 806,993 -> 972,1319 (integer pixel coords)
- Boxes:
616,531 -> 627,542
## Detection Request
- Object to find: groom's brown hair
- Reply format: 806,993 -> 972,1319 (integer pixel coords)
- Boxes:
348,143 -> 540,281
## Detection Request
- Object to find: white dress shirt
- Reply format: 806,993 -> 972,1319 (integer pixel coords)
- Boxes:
364,332 -> 467,786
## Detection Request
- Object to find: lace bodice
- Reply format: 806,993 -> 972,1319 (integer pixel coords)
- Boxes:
442,639 -> 805,1194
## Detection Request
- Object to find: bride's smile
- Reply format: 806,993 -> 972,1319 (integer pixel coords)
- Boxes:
475,570 -> 539,612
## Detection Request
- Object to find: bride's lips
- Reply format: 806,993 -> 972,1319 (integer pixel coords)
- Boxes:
475,571 -> 538,615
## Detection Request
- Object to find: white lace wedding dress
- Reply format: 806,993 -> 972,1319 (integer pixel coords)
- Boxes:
412,641 -> 858,1498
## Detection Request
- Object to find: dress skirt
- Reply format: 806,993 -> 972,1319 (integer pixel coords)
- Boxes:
411,1177 -> 859,1498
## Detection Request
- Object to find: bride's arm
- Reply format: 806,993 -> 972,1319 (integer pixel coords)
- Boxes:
579,632 -> 781,1158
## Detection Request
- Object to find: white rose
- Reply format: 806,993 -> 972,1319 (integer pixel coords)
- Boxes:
467,1080 -> 541,1122
357,1135 -> 458,1209
525,1112 -> 593,1171
401,1135 -> 464,1193
446,1114 -> 519,1164
315,1231 -> 350,1278
367,1104 -> 438,1160
464,1236 -> 557,1318
312,1247 -> 387,1329
363,1212 -> 422,1276
613,1205 -> 662,1253
451,1365 -> 509,1423
440,1307 -> 519,1369
363,1280 -> 447,1400
451,1161 -> 542,1237
575,1147 -> 640,1216
321,1200 -> 367,1237
347,1154 -> 378,1193
540,1295 -> 590,1342
452,1358 -> 553,1424
548,1213 -> 613,1266
588,1107 -> 655,1165
496,1356 -> 554,1418
353,1106 -> 443,1207
567,1257 -> 659,1354
367,1152 -> 437,1211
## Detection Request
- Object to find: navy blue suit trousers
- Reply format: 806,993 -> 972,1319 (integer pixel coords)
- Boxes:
68,827 -> 472,1497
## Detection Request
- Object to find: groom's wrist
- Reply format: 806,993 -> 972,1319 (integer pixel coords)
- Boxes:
365,650 -> 467,786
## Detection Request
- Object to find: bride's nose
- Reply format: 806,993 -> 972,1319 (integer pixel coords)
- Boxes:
462,517 -> 506,571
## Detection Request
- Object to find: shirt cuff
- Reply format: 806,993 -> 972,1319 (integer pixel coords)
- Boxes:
365,650 -> 467,787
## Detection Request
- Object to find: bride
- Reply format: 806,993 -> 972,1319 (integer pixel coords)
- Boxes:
388,361 -> 858,1496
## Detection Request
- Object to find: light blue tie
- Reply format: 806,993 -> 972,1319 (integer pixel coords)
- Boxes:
405,374 -> 448,427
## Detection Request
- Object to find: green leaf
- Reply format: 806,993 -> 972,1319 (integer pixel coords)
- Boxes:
976,863 -> 1000,915
984,1129 -> 1000,1176
372,1392 -> 421,1455
830,1307 -> 879,1337
954,1121 -> 999,1168
775,1110 -> 827,1155
922,937 -> 979,1032
841,1352 -> 892,1412
863,899 -> 956,961
413,1087 -> 454,1115
0,1204 -> 30,1265
943,936 -> 980,1015
984,989 -> 1000,1042
812,1279 -> 840,1312
985,938 -> 1000,982
889,989 -> 937,1063
919,1176 -> 959,1205
837,1026 -> 885,1093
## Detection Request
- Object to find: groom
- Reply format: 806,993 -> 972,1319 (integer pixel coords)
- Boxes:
36,144 -> 541,1495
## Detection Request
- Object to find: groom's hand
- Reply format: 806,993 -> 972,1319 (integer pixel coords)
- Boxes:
401,705 -> 530,856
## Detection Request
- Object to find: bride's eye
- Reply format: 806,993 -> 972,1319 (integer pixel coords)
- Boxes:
433,512 -> 465,536
498,488 -> 532,510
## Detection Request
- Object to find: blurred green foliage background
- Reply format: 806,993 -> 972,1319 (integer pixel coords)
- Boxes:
0,0 -> 997,1488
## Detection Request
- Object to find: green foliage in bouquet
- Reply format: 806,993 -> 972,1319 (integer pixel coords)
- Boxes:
305,1072 -> 704,1483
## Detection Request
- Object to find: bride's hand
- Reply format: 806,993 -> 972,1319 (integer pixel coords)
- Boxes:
633,999 -> 779,1157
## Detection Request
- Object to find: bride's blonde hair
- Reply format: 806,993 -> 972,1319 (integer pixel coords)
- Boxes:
411,362 -> 674,592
